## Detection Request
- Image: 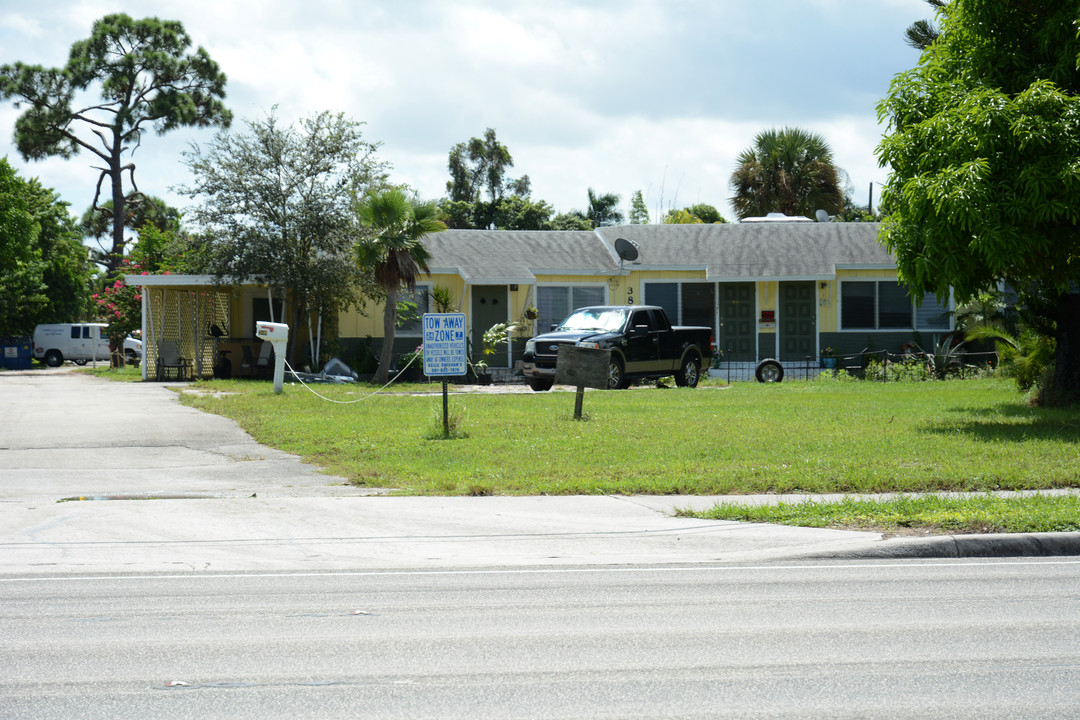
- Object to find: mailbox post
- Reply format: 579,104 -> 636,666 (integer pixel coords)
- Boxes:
256,321 -> 289,394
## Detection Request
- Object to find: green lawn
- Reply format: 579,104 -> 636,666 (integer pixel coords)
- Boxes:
175,376 -> 1080,498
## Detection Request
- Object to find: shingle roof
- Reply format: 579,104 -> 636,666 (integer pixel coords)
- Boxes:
595,223 -> 892,280
424,229 -> 618,283
424,222 -> 892,282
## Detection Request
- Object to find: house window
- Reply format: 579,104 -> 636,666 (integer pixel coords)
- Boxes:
841,281 -> 951,330
878,282 -> 912,329
252,298 -> 285,337
644,282 -> 715,327
397,285 -> 430,336
645,283 -> 678,321
536,285 -> 605,333
841,282 -> 876,328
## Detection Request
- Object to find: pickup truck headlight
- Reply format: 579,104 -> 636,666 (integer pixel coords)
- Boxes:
525,339 -> 536,354
577,341 -> 600,349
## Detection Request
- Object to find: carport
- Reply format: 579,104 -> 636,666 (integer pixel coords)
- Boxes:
124,275 -> 235,381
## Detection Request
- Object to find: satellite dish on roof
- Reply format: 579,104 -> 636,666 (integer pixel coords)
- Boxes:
614,237 -> 639,262
815,209 -> 831,223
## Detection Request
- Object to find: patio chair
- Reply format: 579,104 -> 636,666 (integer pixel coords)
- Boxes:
240,341 -> 273,379
156,340 -> 188,381
255,341 -> 273,378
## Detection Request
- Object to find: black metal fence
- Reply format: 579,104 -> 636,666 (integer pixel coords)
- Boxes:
709,349 -> 1001,383
832,349 -> 1000,381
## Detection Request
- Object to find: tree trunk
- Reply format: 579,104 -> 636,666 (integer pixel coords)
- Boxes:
374,287 -> 398,385
1047,291 -> 1080,406
109,137 -> 125,274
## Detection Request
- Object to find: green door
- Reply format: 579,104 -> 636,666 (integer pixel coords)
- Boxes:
779,281 -> 816,361
471,285 -> 509,367
718,282 -> 755,363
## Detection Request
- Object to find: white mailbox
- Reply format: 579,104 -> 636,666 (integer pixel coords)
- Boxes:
256,322 -> 289,393
256,322 -> 289,341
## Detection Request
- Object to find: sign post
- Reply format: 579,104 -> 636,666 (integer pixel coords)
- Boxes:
422,313 -> 468,436
554,345 -> 611,420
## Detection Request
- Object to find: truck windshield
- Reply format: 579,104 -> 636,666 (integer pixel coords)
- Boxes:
557,308 -> 627,333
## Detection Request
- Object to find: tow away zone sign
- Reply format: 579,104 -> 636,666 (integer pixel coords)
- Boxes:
422,313 -> 467,377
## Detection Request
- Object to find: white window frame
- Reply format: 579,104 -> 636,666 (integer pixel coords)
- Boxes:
839,279 -> 953,331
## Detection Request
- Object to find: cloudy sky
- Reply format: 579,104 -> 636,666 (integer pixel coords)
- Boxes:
0,0 -> 930,224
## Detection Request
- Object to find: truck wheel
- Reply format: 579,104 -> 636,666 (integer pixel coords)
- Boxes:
44,350 -> 63,367
528,378 -> 553,392
607,358 -> 627,389
674,355 -> 701,388
73,359 -> 88,366
755,359 -> 784,383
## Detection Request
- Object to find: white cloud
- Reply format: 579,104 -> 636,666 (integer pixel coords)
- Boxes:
0,13 -> 43,38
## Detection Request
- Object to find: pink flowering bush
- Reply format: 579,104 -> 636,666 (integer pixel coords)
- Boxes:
94,258 -> 143,353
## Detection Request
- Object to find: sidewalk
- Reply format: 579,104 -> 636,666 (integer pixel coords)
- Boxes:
1,369 -> 1077,576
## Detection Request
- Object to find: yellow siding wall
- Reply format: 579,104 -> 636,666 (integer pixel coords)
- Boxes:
333,268 -> 899,340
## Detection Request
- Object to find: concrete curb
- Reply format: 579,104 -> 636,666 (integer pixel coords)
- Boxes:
803,531 -> 1080,560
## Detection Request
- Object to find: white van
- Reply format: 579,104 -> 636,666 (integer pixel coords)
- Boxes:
33,323 -> 112,367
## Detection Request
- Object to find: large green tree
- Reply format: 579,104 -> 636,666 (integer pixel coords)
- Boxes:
663,203 -> 727,224
629,190 -> 650,224
876,0 -> 1080,405
492,195 -> 555,230
354,188 -> 446,384
180,110 -> 387,363
0,14 -> 231,274
0,159 -> 92,336
729,127 -> 845,220
445,128 -> 529,229
548,211 -> 592,231
81,193 -> 181,262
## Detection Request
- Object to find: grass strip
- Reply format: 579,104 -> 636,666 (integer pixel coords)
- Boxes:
82,365 -> 144,382
677,494 -> 1080,535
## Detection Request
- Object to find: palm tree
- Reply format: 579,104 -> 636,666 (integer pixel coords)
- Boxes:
728,127 -> 844,221
586,188 -> 624,228
354,188 -> 446,384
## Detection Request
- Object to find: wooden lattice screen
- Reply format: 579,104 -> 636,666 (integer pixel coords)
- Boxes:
145,287 -> 232,380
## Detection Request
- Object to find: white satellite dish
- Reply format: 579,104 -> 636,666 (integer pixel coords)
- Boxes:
815,209 -> 831,223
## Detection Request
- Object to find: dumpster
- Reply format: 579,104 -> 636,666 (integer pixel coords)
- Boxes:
1,336 -> 33,370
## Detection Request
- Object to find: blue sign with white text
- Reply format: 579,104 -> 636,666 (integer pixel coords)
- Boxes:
422,313 -> 468,376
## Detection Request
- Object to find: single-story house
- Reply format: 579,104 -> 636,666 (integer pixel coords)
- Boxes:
128,219 -> 953,381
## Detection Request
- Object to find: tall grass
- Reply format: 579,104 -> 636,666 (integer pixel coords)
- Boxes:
177,378 -> 1080,496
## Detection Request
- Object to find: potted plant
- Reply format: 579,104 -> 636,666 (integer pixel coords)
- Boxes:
472,322 -> 519,384
471,356 -> 491,384
820,346 -> 837,369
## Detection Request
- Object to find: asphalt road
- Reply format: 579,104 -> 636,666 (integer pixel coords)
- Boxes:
4,559 -> 1080,719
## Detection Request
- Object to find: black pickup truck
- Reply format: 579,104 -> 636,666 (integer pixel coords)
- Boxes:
522,305 -> 713,391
